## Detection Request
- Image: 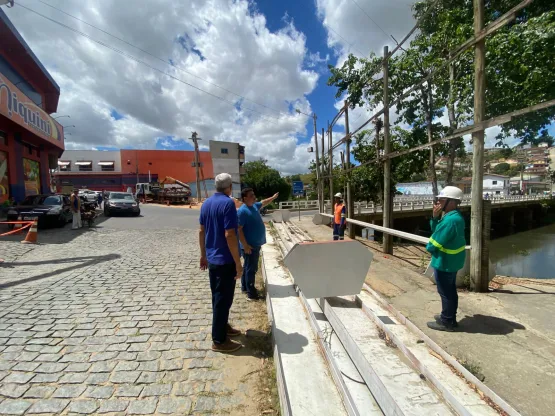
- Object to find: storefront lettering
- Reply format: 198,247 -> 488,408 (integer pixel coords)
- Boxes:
0,82 -> 53,138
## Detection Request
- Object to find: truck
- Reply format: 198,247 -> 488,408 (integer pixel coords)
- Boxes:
135,177 -> 192,205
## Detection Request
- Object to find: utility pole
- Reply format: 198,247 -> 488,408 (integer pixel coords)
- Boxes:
313,114 -> 322,213
345,101 -> 355,239
383,45 -> 393,255
470,0 -> 487,292
190,132 -> 202,202
321,128 -> 326,210
328,122 -> 334,215
135,150 -> 139,185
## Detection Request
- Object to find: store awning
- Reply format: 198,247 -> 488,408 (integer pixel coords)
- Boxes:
98,161 -> 114,166
58,161 -> 70,166
75,161 -> 92,166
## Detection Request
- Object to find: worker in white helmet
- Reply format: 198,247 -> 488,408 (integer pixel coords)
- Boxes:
426,186 -> 466,332
333,193 -> 346,240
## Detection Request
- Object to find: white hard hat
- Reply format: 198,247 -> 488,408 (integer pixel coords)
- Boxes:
438,186 -> 464,201
334,193 -> 342,198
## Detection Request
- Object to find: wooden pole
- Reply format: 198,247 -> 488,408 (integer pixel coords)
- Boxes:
480,200 -> 492,292
382,46 -> 393,254
328,122 -> 334,215
470,0 -> 486,292
344,101 -> 355,239
321,127 -> 326,211
313,114 -> 322,213
190,132 -> 202,202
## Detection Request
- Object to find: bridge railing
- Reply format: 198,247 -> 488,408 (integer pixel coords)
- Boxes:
283,194 -> 545,213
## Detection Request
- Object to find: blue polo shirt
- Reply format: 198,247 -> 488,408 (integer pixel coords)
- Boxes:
199,193 -> 238,265
238,202 -> 266,248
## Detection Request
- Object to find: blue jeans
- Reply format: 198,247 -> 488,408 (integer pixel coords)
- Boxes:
241,247 -> 260,298
434,269 -> 458,325
333,224 -> 345,240
208,262 -> 236,344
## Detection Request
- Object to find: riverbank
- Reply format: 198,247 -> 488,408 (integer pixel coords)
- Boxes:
294,216 -> 555,416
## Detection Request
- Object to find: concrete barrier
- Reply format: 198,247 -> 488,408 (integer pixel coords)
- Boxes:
272,209 -> 291,223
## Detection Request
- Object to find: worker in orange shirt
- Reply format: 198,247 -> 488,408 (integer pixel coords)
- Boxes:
333,193 -> 346,240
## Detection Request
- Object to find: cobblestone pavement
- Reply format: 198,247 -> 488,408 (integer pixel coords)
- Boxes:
0,226 -> 264,415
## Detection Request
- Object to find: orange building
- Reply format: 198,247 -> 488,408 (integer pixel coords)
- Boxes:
119,150 -> 214,184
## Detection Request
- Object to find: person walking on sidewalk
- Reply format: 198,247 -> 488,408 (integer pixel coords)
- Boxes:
199,173 -> 243,353
426,186 -> 466,332
238,188 -> 278,301
70,189 -> 82,230
333,193 -> 346,240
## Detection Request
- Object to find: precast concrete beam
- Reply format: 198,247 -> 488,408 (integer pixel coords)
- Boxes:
312,213 -> 332,225
272,209 -> 291,223
284,240 -> 372,298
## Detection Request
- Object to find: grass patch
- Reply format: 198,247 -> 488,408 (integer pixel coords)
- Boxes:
460,359 -> 485,382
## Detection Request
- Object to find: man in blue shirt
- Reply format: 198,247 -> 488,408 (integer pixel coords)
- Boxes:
199,173 -> 243,353
238,188 -> 278,300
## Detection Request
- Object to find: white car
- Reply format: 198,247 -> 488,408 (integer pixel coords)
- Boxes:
78,190 -> 98,203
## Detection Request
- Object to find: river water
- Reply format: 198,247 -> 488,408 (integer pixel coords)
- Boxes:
490,223 -> 555,279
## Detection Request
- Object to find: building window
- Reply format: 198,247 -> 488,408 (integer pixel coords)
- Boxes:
191,161 -> 204,167
492,180 -> 497,185
0,131 -> 6,146
221,148 -> 228,154
75,161 -> 93,172
98,161 -> 115,172
239,146 -> 245,155
58,161 -> 71,171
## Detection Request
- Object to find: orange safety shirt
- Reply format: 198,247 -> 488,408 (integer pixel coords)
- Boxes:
334,203 -> 346,225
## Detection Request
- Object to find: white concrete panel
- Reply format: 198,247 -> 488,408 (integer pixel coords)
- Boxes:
272,210 -> 291,223
59,150 -> 122,172
284,241 -> 372,298
312,213 -> 332,225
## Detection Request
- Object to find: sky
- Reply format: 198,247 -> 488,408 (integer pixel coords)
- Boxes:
4,0 -> 551,175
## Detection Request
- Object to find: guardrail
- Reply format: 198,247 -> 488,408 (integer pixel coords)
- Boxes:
278,200 -> 320,210
303,194 -> 547,214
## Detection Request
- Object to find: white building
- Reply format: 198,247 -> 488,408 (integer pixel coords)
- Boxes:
209,140 -> 245,187
482,174 -> 510,196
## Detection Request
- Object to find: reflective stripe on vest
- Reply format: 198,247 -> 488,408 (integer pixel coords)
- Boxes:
334,203 -> 345,224
428,237 -> 465,255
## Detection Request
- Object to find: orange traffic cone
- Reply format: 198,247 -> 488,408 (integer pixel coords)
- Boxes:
21,220 -> 38,244
14,215 -> 22,233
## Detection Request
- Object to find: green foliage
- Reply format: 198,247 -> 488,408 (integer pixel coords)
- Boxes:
492,163 -> 511,174
242,160 -> 291,201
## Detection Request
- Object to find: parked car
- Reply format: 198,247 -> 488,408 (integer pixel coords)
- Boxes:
6,194 -> 72,228
104,192 -> 140,217
78,190 -> 97,203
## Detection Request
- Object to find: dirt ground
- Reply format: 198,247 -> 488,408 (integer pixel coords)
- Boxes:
294,216 -> 555,416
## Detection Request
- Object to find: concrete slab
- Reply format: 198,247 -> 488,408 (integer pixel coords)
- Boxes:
272,210 -> 291,223
261,234 -> 347,416
322,296 -> 455,416
284,240 -> 372,298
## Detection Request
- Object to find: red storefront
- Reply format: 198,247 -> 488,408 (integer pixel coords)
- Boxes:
0,9 -> 64,203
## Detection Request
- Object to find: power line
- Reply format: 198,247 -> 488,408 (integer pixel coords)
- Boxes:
348,0 -> 395,42
29,0 -> 304,119
16,2 -> 286,123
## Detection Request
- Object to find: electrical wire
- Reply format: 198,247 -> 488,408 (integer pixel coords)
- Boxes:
348,0 -> 395,43
31,0 -> 304,119
16,2 -> 287,123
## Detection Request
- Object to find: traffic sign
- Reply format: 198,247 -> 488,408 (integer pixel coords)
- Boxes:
293,181 -> 304,196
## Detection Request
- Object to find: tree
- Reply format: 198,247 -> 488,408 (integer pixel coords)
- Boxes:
241,160 -> 291,201
493,162 -> 511,174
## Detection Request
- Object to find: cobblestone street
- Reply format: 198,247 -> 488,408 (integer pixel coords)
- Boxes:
0,216 -> 271,415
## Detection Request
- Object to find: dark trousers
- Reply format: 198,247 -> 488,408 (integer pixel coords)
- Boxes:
333,224 -> 345,240
241,247 -> 260,297
208,262 -> 236,344
435,269 -> 458,325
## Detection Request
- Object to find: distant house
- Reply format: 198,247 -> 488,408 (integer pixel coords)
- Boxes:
482,174 -> 510,196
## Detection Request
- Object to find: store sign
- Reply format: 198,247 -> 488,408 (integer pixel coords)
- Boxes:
0,73 -> 64,150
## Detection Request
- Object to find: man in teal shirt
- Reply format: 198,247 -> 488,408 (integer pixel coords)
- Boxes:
238,188 -> 278,300
426,186 -> 466,332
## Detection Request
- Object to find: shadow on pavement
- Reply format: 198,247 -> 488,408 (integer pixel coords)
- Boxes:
457,314 -> 526,335
493,283 -> 555,295
0,253 -> 120,289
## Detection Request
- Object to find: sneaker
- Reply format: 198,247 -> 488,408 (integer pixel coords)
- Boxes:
427,320 -> 455,332
246,294 -> 260,301
434,314 -> 459,328
211,339 -> 242,353
226,324 -> 241,337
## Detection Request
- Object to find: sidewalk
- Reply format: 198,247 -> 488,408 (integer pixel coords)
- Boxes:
295,216 -> 555,416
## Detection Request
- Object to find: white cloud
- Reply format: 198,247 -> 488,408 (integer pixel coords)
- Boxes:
5,0 -> 320,174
